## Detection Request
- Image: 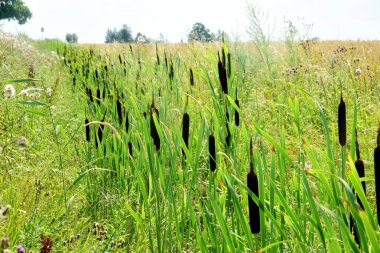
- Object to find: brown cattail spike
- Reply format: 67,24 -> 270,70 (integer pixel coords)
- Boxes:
209,134 -> 216,172
125,113 -> 129,133
85,118 -> 90,142
338,95 -> 346,146
182,113 -> 190,157
150,103 -> 160,151
218,51 -> 228,95
247,170 -> 260,234
116,99 -> 123,125
189,68 -> 194,86
374,127 -> 380,224
128,141 -> 133,156
235,89 -> 240,126
225,112 -> 231,147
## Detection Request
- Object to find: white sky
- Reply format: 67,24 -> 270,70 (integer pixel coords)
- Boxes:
1,0 -> 379,43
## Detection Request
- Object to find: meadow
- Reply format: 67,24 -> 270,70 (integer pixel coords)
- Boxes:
0,31 -> 379,252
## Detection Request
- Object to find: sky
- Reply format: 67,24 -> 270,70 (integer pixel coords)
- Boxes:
1,0 -> 379,43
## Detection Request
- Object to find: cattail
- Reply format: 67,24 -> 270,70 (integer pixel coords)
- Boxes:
116,99 -> 123,125
95,110 -> 107,148
235,89 -> 240,126
169,63 -> 174,81
118,54 -> 123,65
247,137 -> 260,233
150,102 -> 160,151
85,118 -> 90,141
218,52 -> 228,95
95,69 -> 99,80
96,87 -> 101,105
338,95 -> 346,146
225,112 -> 231,147
189,68 -> 194,86
164,49 -> 168,69
128,141 -> 133,156
86,87 -> 93,102
72,76 -> 76,86
374,127 -> 380,224
156,43 -> 160,65
221,48 -> 226,68
209,134 -> 216,172
349,214 -> 359,246
125,113 -> 129,133
182,113 -> 190,157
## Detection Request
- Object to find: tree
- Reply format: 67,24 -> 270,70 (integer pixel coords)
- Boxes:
188,22 -> 213,42
105,28 -> 119,43
65,33 -> 78,43
135,32 -> 150,44
0,0 -> 32,24
105,24 -> 133,43
118,24 -> 133,43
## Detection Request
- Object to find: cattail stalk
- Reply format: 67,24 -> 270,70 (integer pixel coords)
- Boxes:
247,138 -> 260,233
189,68 -> 194,86
209,134 -> 216,172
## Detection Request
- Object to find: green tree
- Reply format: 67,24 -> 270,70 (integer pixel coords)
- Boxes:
0,0 -> 32,24
188,22 -> 213,42
65,33 -> 78,43
105,28 -> 119,43
118,24 -> 133,43
105,24 -> 133,43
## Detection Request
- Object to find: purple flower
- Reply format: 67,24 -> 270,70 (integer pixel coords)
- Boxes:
16,245 -> 25,253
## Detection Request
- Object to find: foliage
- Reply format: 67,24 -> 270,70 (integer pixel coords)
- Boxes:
65,33 -> 78,43
105,24 -> 133,43
0,0 -> 32,24
188,22 -> 213,42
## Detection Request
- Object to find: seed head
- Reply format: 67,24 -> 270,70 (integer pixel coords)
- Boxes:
338,95 -> 346,146
4,84 -> 16,98
209,134 -> 216,172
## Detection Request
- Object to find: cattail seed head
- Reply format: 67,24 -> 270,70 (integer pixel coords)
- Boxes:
96,88 -> 101,105
116,99 -> 123,125
182,113 -> 190,156
150,103 -> 160,150
247,170 -> 260,234
128,141 -> 133,156
85,118 -> 90,141
189,68 -> 194,86
125,113 -> 129,133
209,134 -> 216,172
218,54 -> 228,95
338,95 -> 346,146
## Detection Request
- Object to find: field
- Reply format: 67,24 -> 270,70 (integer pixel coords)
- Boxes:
1,31 -> 379,252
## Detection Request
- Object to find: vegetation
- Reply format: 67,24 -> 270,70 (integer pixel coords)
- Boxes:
0,28 -> 379,253
105,24 -> 133,43
0,0 -> 32,24
65,33 -> 78,43
188,22 -> 213,42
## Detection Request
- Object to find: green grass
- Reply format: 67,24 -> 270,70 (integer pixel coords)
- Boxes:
1,32 -> 379,252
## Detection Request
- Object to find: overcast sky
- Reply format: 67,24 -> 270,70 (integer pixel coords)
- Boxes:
1,0 -> 379,43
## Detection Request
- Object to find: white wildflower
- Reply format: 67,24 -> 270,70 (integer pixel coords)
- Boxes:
4,84 -> 16,98
18,89 -> 29,96
355,68 -> 361,75
46,87 -> 53,96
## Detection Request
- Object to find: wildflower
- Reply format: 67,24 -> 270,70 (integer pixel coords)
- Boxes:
46,88 -> 53,96
16,245 -> 26,253
18,90 -> 29,96
4,84 -> 16,98
355,68 -> 361,75
18,137 -> 27,147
